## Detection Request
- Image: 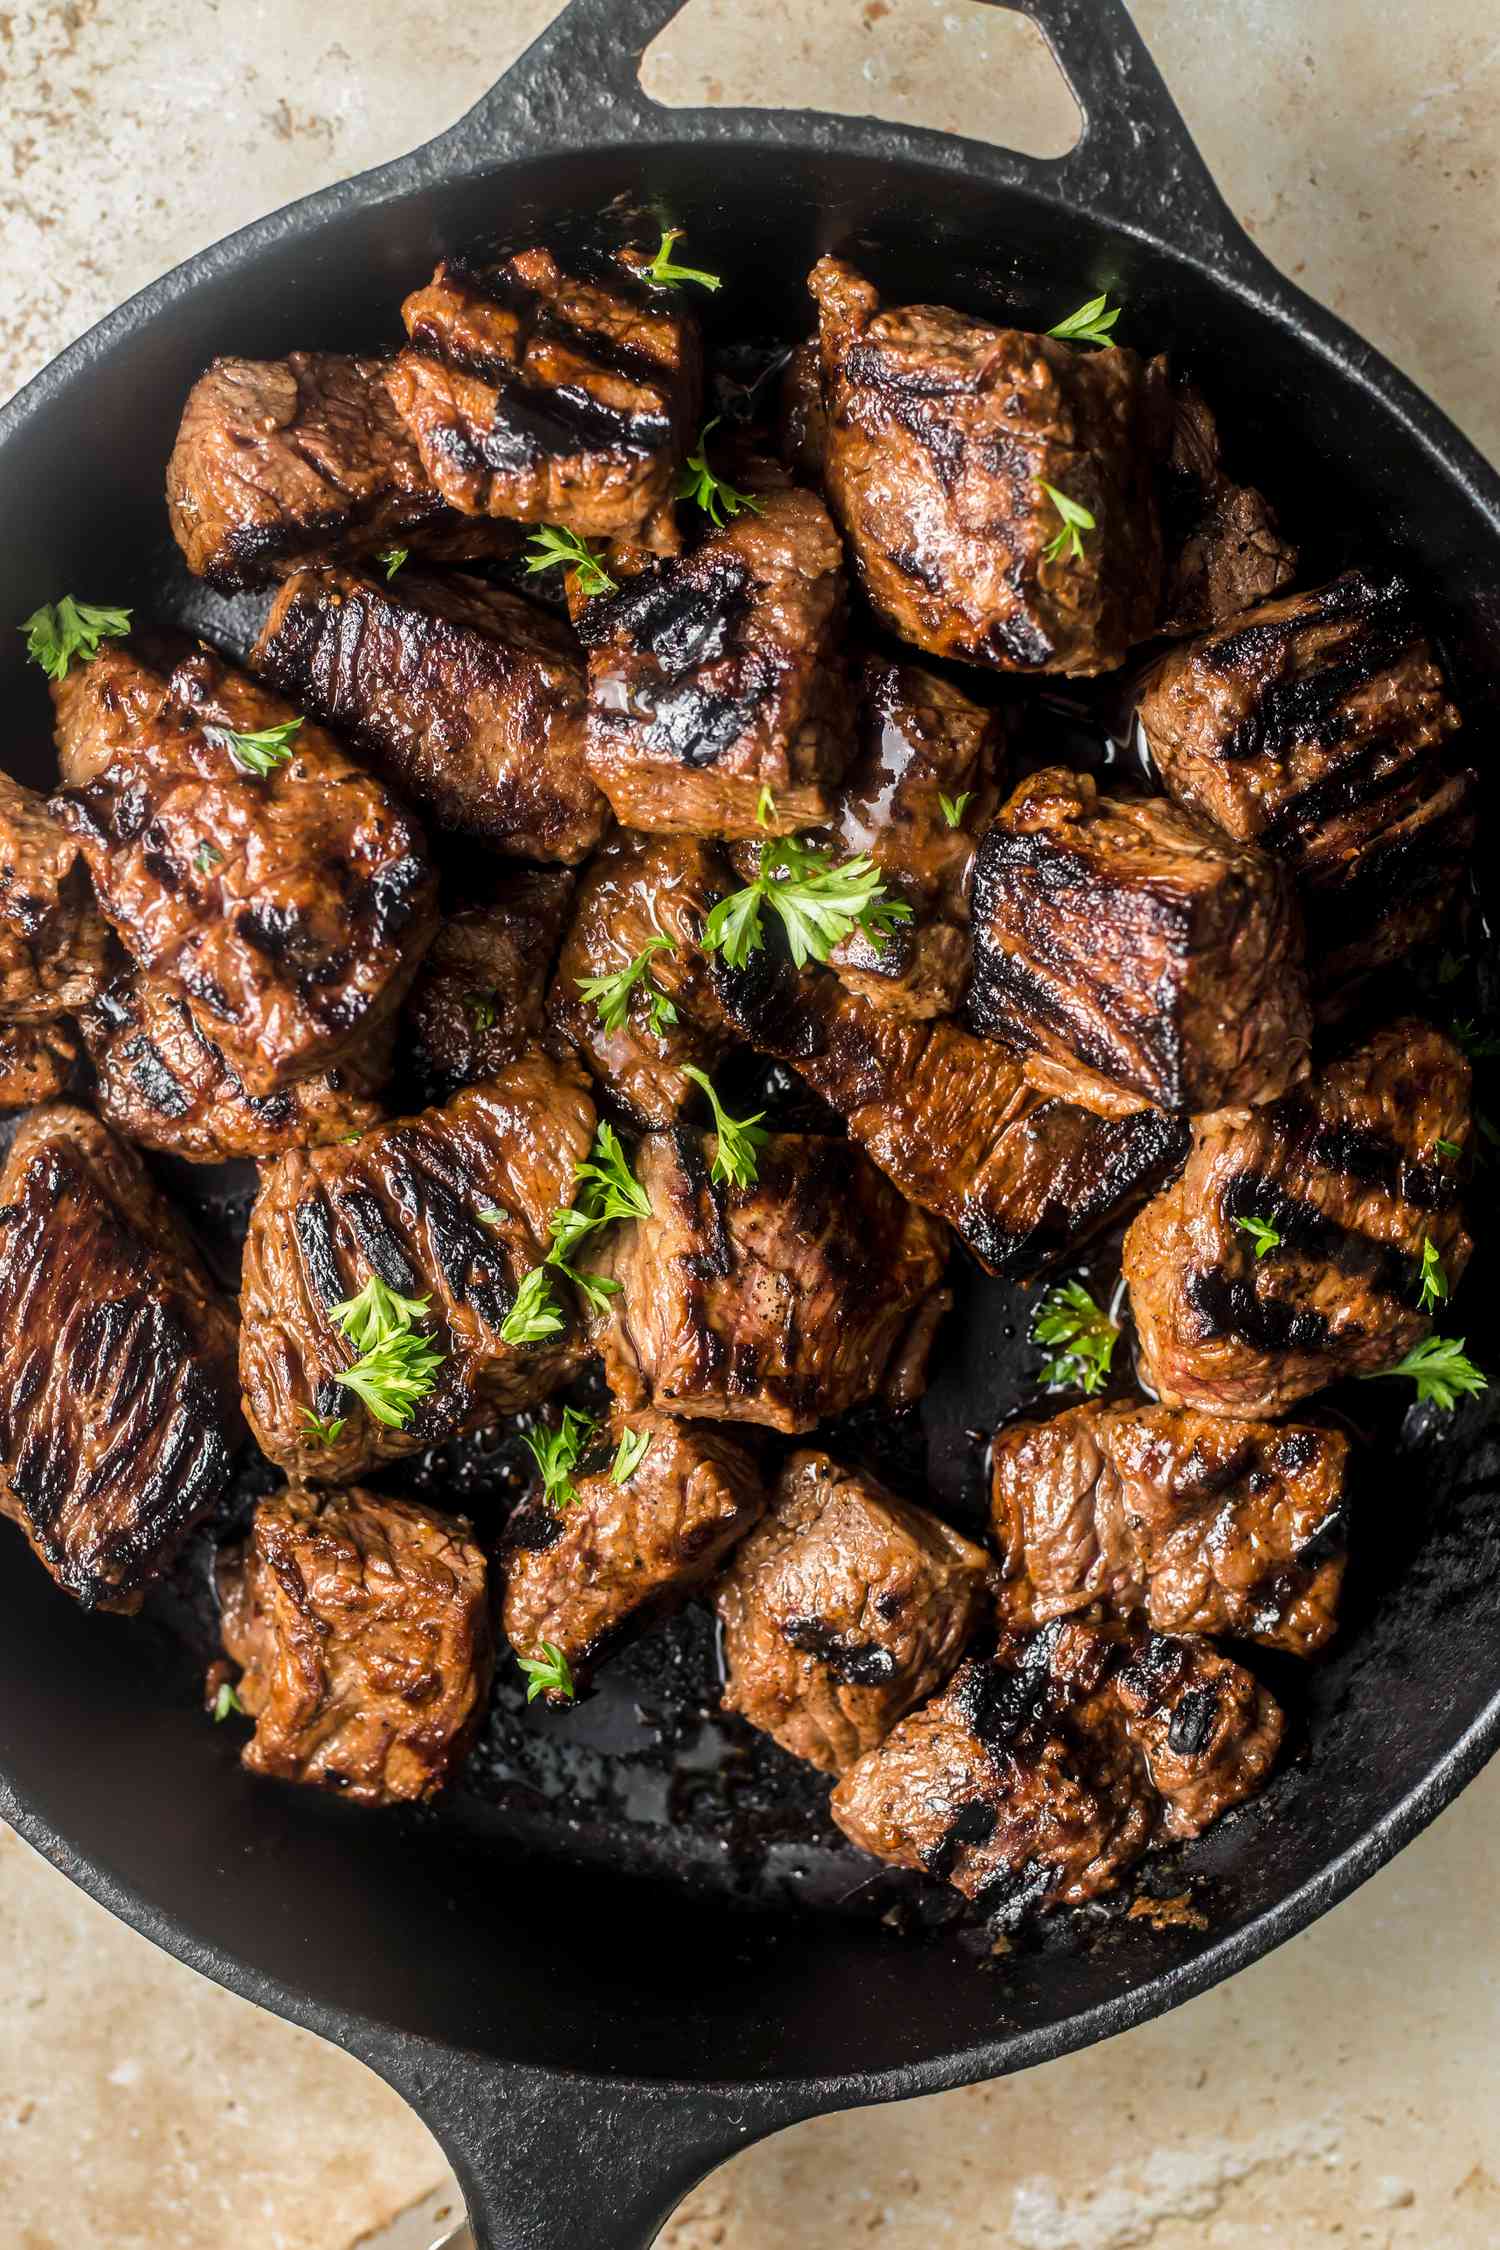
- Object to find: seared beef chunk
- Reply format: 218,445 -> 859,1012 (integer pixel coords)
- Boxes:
809,256 -> 1162,676
817,657 -> 1004,1020
1302,763 -> 1478,1020
502,1409 -> 763,1695
404,869 -> 575,1102
0,1021 -> 79,1108
990,1399 -> 1348,1654
578,478 -> 855,837
1154,373 -> 1297,633
718,970 -> 1187,1275
830,1620 -> 1283,1913
0,771 -> 113,1020
717,1450 -> 990,1773
79,969 -> 388,1161
218,1484 -> 491,1805
253,567 -> 610,862
1125,1018 -> 1472,1417
967,767 -> 1311,1115
50,641 -> 438,1097
385,249 -> 701,535
548,832 -> 737,1124
165,352 -> 505,591
0,1105 -> 240,1611
240,1054 -> 595,1483
591,1128 -> 951,1432
778,339 -> 829,485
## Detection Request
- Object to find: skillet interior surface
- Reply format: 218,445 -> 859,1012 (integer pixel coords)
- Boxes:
2,20 -> 1499,2168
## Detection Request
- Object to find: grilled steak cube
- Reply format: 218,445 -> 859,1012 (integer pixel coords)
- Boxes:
578,480 -> 856,838
502,1409 -> 763,1696
777,339 -> 829,486
50,640 -> 438,1097
218,1484 -> 492,1805
404,870 -> 575,1104
1154,372 -> 1297,634
79,969 -> 388,1162
830,1621 -> 1283,1913
1124,1019 -> 1472,1417
1302,763 -> 1479,1020
165,351 -> 507,591
0,1105 -> 240,1611
716,1449 -> 990,1773
967,767 -> 1311,1115
990,1399 -> 1348,1654
384,249 -> 701,536
548,832 -> 737,1125
0,770 -> 113,1021
240,1054 -> 595,1483
253,567 -> 610,862
809,256 -> 1162,676
590,1128 -> 951,1433
0,1021 -> 79,1108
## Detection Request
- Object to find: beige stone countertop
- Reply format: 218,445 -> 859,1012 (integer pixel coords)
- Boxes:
2,4 -> 1498,2246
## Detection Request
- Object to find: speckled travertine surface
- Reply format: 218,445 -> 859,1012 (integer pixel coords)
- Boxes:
1,5 -> 1498,2246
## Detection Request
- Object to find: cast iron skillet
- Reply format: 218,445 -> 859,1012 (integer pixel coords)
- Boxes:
3,4 -> 1500,2245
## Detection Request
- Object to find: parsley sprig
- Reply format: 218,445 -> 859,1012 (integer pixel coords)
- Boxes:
466,991 -> 499,1032
1046,293 -> 1121,347
522,1406 -> 600,1512
1039,482 -> 1096,564
525,525 -> 617,598
518,1641 -> 575,1704
576,932 -> 679,1037
1033,1280 -> 1119,1397
676,420 -> 762,527
500,1125 -> 650,1343
299,1407 -> 348,1447
378,547 -> 408,579
1417,1238 -> 1449,1315
1235,1214 -> 1282,1260
212,1680 -> 245,1723
701,834 -> 910,971
1362,1335 -> 1487,1412
642,228 -> 721,292
611,1426 -> 653,1486
938,791 -> 972,830
209,717 -> 302,778
328,1275 -> 444,1429
682,1065 -> 768,1190
21,597 -> 131,681
1453,1018 -> 1500,1061
755,786 -> 777,830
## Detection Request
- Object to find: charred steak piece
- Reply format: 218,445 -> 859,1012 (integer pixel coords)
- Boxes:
590,1128 -> 951,1433
778,339 -> 829,487
385,249 -> 701,536
0,1105 -> 240,1611
240,1054 -> 595,1484
1301,762 -> 1479,1021
990,1399 -> 1348,1655
50,640 -> 438,1097
404,869 -> 575,1104
830,1620 -> 1283,1915
1154,372 -> 1298,634
578,478 -> 855,838
809,256 -> 1162,676
716,1449 -> 990,1773
218,1484 -> 492,1805
252,567 -> 610,862
718,970 -> 1187,1275
966,767 -> 1311,1115
0,1021 -> 80,1108
165,352 -> 507,591
1124,1018 -> 1472,1417
548,831 -> 738,1126
79,968 -> 388,1162
502,1408 -> 764,1697
0,770 -> 113,1021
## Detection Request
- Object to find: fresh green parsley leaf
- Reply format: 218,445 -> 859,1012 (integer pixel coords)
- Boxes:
571,1122 -> 652,1225
506,1127 -> 652,1338
330,1274 -> 432,1353
1362,1334 -> 1487,1411
328,1274 -> 443,1428
755,786 -> 778,830
524,524 -> 617,597
193,841 -> 222,877
642,227 -> 721,292
682,1064 -> 768,1190
466,990 -> 499,1032
20,596 -> 131,681
378,547 -> 409,579
701,835 -> 912,972
1234,1214 -> 1282,1260
611,1426 -> 653,1485
938,791 -> 972,830
210,717 -> 302,778
1452,1017 -> 1500,1061
1417,1237 -> 1449,1315
212,1680 -> 244,1723
1046,292 -> 1121,347
1039,481 -> 1096,564
575,933 -> 679,1037
1032,1280 -> 1119,1397
499,1264 -> 567,1346
518,1640 -> 575,1704
676,419 -> 763,527
522,1406 -> 599,1511
299,1407 -> 348,1447
1434,1137 -> 1462,1160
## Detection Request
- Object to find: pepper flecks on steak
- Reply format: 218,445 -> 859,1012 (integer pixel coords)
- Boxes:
49,640 -> 438,1098
384,248 -> 701,536
578,474 -> 856,838
1124,1018 -> 1472,1418
990,1399 -> 1348,1655
829,1620 -> 1283,1915
716,1449 -> 990,1774
252,566 -> 611,863
218,1484 -> 492,1805
403,869 -> 576,1104
165,352 -> 510,591
808,256 -> 1163,676
0,770 -> 114,1022
502,1409 -> 764,1697
0,1105 -> 241,1612
239,1054 -> 595,1484
966,766 -> 1311,1115
589,1128 -> 952,1433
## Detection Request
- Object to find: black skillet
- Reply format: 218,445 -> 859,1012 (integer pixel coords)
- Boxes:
3,4 -> 1500,2246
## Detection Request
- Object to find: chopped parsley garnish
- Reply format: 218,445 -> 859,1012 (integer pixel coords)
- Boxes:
1452,1018 -> 1500,1061
211,1680 -> 244,1723
755,786 -> 778,830
378,547 -> 409,579
642,228 -> 721,292
209,717 -> 302,777
1046,292 -> 1121,347
1234,1214 -> 1282,1260
1434,1137 -> 1462,1160
502,1125 -> 650,1343
701,834 -> 911,972
1039,482 -> 1096,564
299,1407 -> 348,1447
465,991 -> 499,1032
524,524 -> 617,597
610,1426 -> 653,1486
676,420 -> 763,526
1032,1280 -> 1119,1397
499,1265 -> 567,1346
518,1640 -> 575,1704
1417,1238 -> 1448,1315
682,1065 -> 768,1190
193,841 -> 223,876
20,597 -> 131,681
1362,1334 -> 1487,1411
938,791 -> 972,829
575,933 -> 679,1037
328,1274 -> 443,1429
522,1406 -> 599,1512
